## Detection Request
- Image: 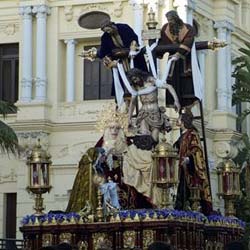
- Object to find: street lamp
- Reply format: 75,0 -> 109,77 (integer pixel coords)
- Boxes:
152,138 -> 178,208
26,139 -> 52,215
217,159 -> 240,216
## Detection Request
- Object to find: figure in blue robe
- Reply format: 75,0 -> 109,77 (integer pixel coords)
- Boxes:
98,20 -> 148,97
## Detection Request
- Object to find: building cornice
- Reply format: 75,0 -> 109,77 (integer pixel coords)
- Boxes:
232,28 -> 250,44
37,0 -> 127,8
11,120 -> 97,133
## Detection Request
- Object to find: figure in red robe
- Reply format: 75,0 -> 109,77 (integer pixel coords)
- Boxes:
174,109 -> 212,215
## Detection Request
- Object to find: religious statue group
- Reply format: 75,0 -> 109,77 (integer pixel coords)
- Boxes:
66,10 -> 227,218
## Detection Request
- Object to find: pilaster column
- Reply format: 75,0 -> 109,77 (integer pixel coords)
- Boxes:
19,6 -> 33,102
242,2 -> 250,32
32,5 -> 50,101
226,26 -> 234,111
129,0 -> 144,45
64,39 -> 77,102
173,0 -> 196,24
214,21 -> 234,111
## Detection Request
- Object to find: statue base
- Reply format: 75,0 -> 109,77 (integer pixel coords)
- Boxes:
20,209 -> 245,249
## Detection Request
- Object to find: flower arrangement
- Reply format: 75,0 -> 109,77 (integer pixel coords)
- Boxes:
206,214 -> 246,228
21,212 -> 81,226
20,209 -> 245,229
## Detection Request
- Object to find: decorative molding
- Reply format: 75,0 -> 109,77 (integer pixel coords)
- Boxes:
19,6 -> 32,17
32,5 -> 51,17
113,1 -> 123,17
0,169 -> 17,183
143,230 -> 154,249
4,23 -> 17,35
213,130 -> 241,159
129,0 -> 144,6
64,39 -> 78,45
214,20 -> 234,32
173,0 -> 196,10
57,101 -> 107,120
21,78 -> 33,88
123,231 -> 136,249
17,131 -> 50,158
214,141 -> 234,159
79,2 -> 123,19
64,5 -> 73,22
80,3 -> 109,14
93,233 -> 112,250
34,77 -> 47,87
0,22 -> 19,35
53,141 -> 95,162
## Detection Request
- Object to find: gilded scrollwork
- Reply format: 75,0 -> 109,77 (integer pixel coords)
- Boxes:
59,232 -> 72,244
78,240 -> 88,250
123,230 -> 136,249
42,233 -> 53,247
143,230 -> 154,249
93,233 -> 112,250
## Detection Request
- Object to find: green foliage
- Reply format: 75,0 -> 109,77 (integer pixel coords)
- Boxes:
0,100 -> 19,155
232,42 -> 250,122
232,45 -> 250,246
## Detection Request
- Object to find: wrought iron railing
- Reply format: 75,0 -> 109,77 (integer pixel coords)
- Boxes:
0,238 -> 24,250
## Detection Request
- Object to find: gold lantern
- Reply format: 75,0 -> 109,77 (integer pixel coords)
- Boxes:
217,159 -> 240,216
146,8 -> 158,30
152,138 -> 178,208
26,139 -> 52,215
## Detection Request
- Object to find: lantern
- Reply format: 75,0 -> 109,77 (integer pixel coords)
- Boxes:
152,138 -> 178,208
26,139 -> 52,215
217,159 -> 240,216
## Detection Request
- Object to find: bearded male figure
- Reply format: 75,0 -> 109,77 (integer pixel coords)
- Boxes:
127,68 -> 180,147
98,20 -> 148,105
156,10 -> 198,108
174,109 -> 212,215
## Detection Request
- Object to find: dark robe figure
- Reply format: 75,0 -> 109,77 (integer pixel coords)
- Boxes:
155,10 -> 197,108
98,20 -> 148,96
174,109 -> 212,215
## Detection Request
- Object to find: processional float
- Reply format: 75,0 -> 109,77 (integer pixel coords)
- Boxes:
20,10 -> 244,250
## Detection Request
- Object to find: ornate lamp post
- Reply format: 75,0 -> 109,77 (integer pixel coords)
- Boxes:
26,139 -> 52,215
152,138 -> 178,208
217,159 -> 240,216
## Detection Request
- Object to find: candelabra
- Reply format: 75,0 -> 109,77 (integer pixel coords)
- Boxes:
217,159 -> 240,216
26,139 -> 52,215
152,138 -> 178,208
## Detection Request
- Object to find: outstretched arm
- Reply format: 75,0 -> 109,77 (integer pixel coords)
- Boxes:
161,82 -> 180,112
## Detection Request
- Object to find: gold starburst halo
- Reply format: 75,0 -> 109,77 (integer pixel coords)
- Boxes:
95,102 -> 129,134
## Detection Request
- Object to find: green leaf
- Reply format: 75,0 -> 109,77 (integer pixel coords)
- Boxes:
239,48 -> 250,57
0,101 -> 17,118
0,101 -> 19,155
237,109 -> 250,123
0,121 -> 19,155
